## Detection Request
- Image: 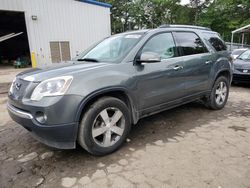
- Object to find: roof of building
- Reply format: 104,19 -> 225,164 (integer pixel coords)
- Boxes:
232,24 -> 250,34
78,0 -> 112,8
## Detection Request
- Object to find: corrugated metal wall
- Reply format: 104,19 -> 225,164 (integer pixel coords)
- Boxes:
0,0 -> 111,67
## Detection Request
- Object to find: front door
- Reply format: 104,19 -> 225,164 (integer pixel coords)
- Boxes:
133,32 -> 186,113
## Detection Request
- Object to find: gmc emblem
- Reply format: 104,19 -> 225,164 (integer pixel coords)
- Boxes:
14,82 -> 22,91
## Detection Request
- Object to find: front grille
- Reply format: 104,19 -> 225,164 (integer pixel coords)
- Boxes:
10,78 -> 30,100
233,74 -> 250,82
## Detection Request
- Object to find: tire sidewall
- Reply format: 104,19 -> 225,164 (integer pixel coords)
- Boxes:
78,97 -> 131,155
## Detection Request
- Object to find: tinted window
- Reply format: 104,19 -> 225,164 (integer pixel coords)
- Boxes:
204,33 -> 227,51
174,32 -> 208,56
141,33 -> 176,60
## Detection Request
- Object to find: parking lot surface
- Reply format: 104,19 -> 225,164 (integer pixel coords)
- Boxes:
0,86 -> 250,188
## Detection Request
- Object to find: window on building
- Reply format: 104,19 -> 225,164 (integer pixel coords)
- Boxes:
141,32 -> 176,60
50,41 -> 71,63
174,32 -> 208,56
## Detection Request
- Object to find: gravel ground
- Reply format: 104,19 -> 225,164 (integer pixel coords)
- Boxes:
0,67 -> 30,84
0,86 -> 249,188
0,67 -> 30,94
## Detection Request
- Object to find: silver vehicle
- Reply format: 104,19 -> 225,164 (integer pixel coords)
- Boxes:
231,48 -> 248,60
233,49 -> 250,83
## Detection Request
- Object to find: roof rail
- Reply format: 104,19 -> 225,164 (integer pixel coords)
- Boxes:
158,24 -> 211,31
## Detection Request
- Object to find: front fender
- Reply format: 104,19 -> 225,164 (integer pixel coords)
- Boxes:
74,86 -> 139,125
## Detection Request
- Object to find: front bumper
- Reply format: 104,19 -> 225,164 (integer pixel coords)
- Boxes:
7,102 -> 78,149
233,74 -> 250,83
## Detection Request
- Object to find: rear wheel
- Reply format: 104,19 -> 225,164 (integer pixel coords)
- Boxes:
78,97 -> 131,155
205,76 -> 229,110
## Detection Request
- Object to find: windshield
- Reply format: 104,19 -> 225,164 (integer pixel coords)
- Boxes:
238,50 -> 250,60
232,49 -> 246,56
77,34 -> 143,63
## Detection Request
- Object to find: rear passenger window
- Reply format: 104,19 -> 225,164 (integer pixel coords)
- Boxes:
141,32 -> 176,60
174,32 -> 208,56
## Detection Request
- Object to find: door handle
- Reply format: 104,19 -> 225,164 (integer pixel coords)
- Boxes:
173,65 -> 183,71
205,60 -> 212,65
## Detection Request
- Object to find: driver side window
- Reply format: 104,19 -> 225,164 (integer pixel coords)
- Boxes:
141,33 -> 176,60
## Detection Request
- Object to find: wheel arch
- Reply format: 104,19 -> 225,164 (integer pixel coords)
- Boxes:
75,87 -> 139,126
210,69 -> 232,89
214,69 -> 232,83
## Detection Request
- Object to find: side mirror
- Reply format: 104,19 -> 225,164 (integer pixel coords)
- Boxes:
137,52 -> 161,63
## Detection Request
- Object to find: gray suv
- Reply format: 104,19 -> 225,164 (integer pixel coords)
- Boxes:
7,25 -> 232,155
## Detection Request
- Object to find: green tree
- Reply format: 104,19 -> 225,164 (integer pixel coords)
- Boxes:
198,0 -> 250,41
99,0 -> 250,43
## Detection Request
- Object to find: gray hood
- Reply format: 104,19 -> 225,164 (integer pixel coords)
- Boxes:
234,59 -> 250,69
17,61 -> 111,82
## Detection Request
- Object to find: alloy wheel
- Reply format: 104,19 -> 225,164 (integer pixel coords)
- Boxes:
215,81 -> 227,105
92,107 -> 125,147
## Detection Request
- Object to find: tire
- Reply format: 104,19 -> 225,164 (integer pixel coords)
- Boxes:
78,97 -> 131,156
205,76 -> 229,110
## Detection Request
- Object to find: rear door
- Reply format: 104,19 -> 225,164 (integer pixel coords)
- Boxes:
173,31 -> 213,95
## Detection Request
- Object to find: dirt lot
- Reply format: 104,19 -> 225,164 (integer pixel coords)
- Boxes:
0,86 -> 250,188
0,67 -> 30,94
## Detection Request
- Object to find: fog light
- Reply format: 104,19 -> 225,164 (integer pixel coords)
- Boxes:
35,111 -> 47,124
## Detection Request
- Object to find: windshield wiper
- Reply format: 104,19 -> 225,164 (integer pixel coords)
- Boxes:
77,58 -> 99,62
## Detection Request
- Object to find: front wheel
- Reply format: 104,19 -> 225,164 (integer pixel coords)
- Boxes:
205,76 -> 229,110
78,97 -> 131,156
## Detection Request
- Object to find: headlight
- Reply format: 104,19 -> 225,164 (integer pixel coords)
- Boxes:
30,76 -> 73,101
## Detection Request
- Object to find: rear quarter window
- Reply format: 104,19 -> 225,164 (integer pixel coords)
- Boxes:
203,33 -> 227,52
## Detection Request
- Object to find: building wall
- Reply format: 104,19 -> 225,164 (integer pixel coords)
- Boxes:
0,0 -> 111,67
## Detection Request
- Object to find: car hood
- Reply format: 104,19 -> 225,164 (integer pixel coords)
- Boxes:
17,61 -> 112,82
234,59 -> 250,69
